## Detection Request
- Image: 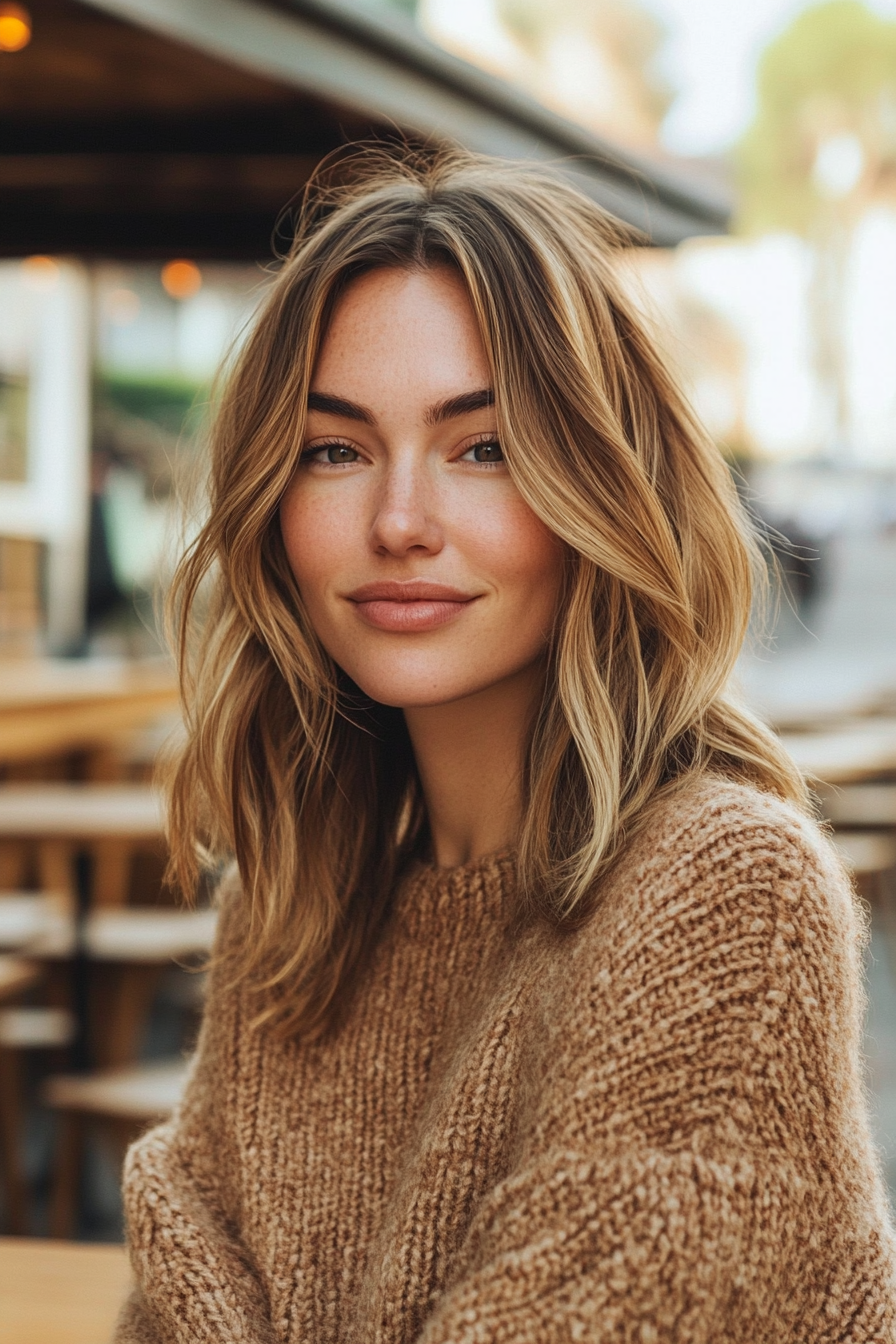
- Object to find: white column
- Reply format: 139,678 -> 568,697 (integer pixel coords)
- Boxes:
32,263 -> 92,653
0,260 -> 93,653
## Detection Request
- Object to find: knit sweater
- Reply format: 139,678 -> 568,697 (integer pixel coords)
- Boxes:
116,777 -> 896,1343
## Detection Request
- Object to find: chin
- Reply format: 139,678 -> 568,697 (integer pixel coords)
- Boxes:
345,665 -> 494,711
352,683 -> 474,711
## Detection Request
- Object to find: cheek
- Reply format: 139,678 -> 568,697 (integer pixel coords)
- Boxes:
466,493 -> 564,602
280,488 -> 352,601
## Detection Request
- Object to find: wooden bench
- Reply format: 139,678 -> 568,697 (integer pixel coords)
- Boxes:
818,782 -> 896,828
44,1058 -> 190,1238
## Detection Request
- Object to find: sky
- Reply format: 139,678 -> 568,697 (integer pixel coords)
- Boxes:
643,0 -> 896,155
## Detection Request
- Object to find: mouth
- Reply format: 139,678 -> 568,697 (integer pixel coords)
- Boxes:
345,580 -> 480,633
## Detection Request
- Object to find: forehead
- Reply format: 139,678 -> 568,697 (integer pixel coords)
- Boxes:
313,267 -> 490,398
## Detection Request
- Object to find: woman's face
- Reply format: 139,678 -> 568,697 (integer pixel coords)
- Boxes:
280,266 -> 564,709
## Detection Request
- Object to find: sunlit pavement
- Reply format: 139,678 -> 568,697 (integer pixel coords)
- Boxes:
739,526 -> 896,1204
737,528 -> 896,726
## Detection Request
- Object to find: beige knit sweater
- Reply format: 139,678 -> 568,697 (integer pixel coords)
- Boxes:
116,778 -> 896,1342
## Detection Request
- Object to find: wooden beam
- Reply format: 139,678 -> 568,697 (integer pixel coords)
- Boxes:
0,153 -> 318,199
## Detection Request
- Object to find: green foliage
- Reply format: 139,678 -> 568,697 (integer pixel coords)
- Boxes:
736,1 -> 896,234
96,372 -> 208,436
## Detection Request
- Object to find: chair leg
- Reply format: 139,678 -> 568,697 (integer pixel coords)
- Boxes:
49,1110 -> 83,1240
92,964 -> 163,1069
0,839 -> 27,888
37,838 -> 74,901
92,838 -> 133,908
0,1045 -> 28,1234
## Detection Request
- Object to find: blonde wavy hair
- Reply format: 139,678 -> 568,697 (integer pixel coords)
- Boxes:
167,146 -> 806,1036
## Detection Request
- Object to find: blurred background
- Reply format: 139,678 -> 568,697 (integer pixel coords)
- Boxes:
0,0 -> 895,1326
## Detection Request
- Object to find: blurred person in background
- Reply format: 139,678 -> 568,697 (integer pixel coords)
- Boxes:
115,148 -> 895,1343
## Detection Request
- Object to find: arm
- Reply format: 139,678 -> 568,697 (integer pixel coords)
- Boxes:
115,881 -> 278,1344
418,798 -> 895,1343
417,1143 -> 803,1344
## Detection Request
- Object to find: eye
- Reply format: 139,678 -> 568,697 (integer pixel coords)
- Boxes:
460,439 -> 504,464
302,442 -> 360,466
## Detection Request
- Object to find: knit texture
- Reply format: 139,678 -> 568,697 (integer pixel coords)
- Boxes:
116,777 -> 896,1342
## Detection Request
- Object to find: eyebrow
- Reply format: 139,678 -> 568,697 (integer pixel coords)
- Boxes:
425,388 -> 494,425
306,391 -> 376,424
306,387 -> 495,427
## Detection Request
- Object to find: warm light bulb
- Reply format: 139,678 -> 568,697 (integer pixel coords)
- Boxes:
0,4 -> 31,52
21,255 -> 58,291
161,259 -> 202,300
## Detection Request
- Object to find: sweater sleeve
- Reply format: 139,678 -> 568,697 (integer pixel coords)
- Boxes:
416,799 -> 896,1344
114,879 -> 278,1344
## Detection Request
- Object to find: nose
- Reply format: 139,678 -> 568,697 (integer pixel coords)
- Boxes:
369,454 -> 444,557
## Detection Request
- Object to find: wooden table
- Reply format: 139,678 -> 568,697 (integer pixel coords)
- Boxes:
778,718 -> 896,785
0,784 -> 165,841
0,782 -> 165,906
0,1237 -> 132,1344
0,896 -> 217,962
0,952 -> 38,1003
0,657 -> 178,765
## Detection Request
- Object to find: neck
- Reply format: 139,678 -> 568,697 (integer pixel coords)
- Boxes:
403,662 -> 544,869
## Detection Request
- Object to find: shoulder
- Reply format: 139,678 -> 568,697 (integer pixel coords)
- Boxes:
608,773 -> 855,940
558,774 -> 864,1050
528,776 -> 870,1145
210,862 -> 250,954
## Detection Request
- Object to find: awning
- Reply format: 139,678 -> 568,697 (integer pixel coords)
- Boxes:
0,0 -> 729,258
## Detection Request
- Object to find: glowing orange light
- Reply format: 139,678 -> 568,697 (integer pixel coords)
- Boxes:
161,259 -> 202,300
0,4 -> 31,52
21,255 -> 58,291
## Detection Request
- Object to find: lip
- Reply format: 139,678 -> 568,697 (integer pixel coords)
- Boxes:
345,579 -> 480,632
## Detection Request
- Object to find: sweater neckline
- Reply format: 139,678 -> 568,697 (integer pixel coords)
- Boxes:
416,843 -> 516,880
395,845 -> 518,933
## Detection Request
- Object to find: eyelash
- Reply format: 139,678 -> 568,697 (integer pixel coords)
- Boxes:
299,439 -> 359,467
460,435 -> 504,468
298,434 -> 505,469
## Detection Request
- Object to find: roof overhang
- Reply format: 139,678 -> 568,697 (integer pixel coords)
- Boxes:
0,0 -> 729,259
88,0 -> 730,245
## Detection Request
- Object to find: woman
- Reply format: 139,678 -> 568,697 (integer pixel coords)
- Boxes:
117,149 -> 896,1342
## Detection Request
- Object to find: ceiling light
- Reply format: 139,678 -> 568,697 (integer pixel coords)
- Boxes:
161,260 -> 202,300
0,4 -> 31,53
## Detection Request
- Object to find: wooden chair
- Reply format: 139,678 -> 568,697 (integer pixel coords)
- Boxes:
818,782 -> 896,829
833,829 -> 896,977
0,954 -> 41,1234
816,780 -> 896,903
44,1058 -> 190,1238
833,831 -> 896,886
780,718 -> 896,787
0,782 -> 165,908
19,903 -> 215,1068
0,888 -> 211,1233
